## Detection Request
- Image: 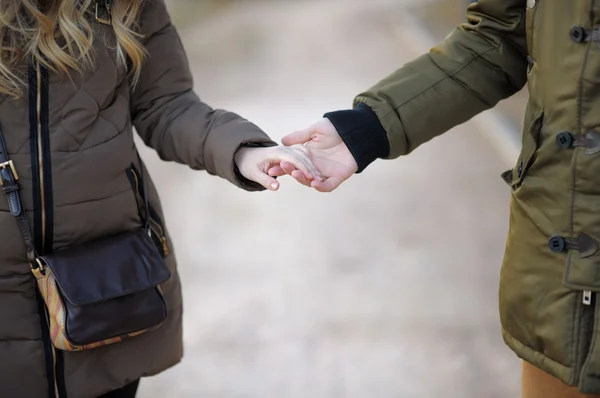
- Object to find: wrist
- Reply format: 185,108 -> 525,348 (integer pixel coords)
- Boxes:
324,103 -> 389,173
233,146 -> 251,168
233,145 -> 270,192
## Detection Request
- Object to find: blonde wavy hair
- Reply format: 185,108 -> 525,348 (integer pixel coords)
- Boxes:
0,0 -> 146,97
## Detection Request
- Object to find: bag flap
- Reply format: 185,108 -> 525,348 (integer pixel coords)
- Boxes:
42,229 -> 171,307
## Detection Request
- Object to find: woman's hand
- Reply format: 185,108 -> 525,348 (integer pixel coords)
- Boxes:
234,145 -> 323,191
268,118 -> 358,192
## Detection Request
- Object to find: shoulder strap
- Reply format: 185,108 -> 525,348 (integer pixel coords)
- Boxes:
0,125 -> 37,263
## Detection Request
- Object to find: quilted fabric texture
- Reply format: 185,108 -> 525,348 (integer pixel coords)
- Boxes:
0,1 -> 275,397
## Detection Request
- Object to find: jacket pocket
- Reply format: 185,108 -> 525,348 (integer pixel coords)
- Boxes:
125,165 -> 170,258
563,233 -> 600,292
501,111 -> 543,189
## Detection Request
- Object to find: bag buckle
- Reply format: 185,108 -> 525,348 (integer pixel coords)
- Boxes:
30,258 -> 46,279
0,160 -> 18,185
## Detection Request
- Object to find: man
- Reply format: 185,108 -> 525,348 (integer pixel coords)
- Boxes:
269,1 -> 600,397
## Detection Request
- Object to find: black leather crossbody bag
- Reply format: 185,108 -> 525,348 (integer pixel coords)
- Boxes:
0,125 -> 171,351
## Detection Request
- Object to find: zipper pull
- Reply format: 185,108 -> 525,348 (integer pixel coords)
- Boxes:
583,290 -> 592,305
95,0 -> 112,25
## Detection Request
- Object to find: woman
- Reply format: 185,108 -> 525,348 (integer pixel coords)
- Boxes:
274,0 -> 600,397
0,0 -> 321,397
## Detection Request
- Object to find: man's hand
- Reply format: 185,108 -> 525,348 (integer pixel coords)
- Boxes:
268,118 -> 358,192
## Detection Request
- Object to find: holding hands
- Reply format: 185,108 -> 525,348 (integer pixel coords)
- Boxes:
268,118 -> 358,192
234,144 -> 324,191
235,118 -> 357,192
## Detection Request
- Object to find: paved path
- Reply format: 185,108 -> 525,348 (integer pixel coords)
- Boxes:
137,1 -> 522,397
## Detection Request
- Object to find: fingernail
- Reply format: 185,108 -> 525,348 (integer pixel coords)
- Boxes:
271,183 -> 278,190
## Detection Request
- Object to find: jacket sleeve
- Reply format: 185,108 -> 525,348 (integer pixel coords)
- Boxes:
130,0 -> 276,190
325,0 -> 528,171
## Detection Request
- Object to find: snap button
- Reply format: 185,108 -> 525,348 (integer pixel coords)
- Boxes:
556,132 -> 573,149
549,236 -> 566,253
527,0 -> 536,8
570,26 -> 586,43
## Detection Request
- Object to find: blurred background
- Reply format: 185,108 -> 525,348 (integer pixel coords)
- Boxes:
135,1 -> 527,397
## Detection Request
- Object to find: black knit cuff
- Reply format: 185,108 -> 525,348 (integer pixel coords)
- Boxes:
324,103 -> 390,173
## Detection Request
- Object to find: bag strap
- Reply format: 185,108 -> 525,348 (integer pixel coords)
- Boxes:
0,125 -> 37,263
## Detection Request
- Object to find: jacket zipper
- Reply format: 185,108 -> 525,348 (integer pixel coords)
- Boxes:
583,291 -> 592,305
36,63 -> 47,251
573,4 -> 596,387
30,61 -> 62,398
128,167 -> 169,257
36,61 -> 60,398
575,290 -> 596,387
150,217 -> 169,256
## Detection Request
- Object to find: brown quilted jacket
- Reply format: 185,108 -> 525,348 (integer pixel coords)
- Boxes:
0,1 -> 274,397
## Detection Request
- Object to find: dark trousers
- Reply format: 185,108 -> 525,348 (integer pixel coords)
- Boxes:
98,380 -> 140,398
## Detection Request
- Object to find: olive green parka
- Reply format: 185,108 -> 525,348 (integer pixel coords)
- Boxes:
353,0 -> 600,393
